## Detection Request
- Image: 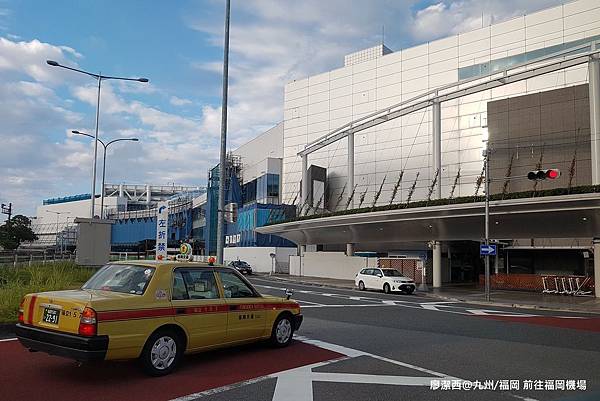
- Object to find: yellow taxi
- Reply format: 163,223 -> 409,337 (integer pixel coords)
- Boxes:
16,261 -> 302,376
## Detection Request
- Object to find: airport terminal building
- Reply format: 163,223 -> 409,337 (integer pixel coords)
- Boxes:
261,0 -> 600,293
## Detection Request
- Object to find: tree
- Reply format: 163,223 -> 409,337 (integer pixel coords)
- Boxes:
0,215 -> 37,250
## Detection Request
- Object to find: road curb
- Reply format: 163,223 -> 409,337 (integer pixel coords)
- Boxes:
261,275 -> 600,315
422,292 -> 600,315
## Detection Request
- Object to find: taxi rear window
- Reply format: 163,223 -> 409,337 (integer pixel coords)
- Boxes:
82,264 -> 155,295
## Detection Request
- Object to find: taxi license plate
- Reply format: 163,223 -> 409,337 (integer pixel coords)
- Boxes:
42,308 -> 60,325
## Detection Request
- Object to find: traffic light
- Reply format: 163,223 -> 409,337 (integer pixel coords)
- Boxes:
527,169 -> 560,180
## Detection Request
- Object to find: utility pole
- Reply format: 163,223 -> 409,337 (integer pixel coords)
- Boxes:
484,147 -> 491,302
216,0 -> 231,264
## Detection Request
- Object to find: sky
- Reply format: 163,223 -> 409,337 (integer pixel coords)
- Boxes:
0,0 -> 565,217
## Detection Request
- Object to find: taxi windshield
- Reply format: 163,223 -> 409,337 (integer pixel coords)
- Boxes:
381,269 -> 402,277
82,264 -> 155,295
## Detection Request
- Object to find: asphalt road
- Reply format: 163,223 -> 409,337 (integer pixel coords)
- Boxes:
241,275 -> 600,401
1,275 -> 598,401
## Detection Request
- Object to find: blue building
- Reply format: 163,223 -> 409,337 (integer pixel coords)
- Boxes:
109,122 -> 297,261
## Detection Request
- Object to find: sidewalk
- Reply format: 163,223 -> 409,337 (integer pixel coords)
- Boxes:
264,274 -> 600,315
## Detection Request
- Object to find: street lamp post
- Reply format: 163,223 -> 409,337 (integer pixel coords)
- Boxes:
216,0 -> 231,264
72,130 -> 139,218
46,60 -> 148,218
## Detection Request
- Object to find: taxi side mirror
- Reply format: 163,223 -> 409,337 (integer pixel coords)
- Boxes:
284,288 -> 294,300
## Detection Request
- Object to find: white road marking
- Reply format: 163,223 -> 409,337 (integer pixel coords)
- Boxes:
510,394 -> 540,401
0,338 -> 17,342
168,376 -> 272,401
254,279 -> 584,320
296,300 -> 326,306
170,335 -> 540,401
313,372 -> 436,386
300,304 -> 396,309
271,365 -> 313,401
466,309 -> 538,317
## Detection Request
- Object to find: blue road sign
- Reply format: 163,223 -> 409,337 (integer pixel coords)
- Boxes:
480,244 -> 497,256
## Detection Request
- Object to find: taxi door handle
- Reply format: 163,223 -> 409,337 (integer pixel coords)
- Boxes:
176,308 -> 186,315
229,305 -> 239,311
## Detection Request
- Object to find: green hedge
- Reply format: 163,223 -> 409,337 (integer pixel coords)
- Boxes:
270,185 -> 600,225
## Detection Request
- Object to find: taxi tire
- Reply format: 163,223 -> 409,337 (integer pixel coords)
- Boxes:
140,329 -> 184,377
383,283 -> 391,294
270,314 -> 294,348
358,281 -> 365,291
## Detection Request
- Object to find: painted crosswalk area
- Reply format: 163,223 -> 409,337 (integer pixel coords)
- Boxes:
250,276 -> 600,332
253,279 -> 571,317
173,336 -> 539,401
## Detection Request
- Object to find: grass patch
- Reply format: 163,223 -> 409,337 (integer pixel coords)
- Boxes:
0,262 -> 96,323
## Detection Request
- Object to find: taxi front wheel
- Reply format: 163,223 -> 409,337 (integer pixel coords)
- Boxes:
140,329 -> 184,376
270,314 -> 294,348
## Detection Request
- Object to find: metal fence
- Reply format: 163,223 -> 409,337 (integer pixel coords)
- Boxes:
0,250 -> 76,267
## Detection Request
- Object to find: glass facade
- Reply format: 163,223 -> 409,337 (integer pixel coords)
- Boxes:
242,173 -> 280,205
459,35 -> 600,81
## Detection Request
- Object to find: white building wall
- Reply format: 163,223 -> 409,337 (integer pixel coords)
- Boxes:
291,251 -> 378,280
35,196 -> 126,226
224,246 -> 297,273
233,122 -> 284,182
282,0 -> 600,210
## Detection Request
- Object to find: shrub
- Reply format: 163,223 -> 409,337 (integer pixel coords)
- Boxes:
0,262 -> 96,323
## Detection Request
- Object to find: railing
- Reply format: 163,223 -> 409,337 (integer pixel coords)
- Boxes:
0,250 -> 76,267
541,275 -> 594,297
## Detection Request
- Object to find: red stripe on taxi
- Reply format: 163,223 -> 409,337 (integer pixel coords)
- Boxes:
97,307 -> 176,322
97,303 -> 297,322
27,295 -> 37,325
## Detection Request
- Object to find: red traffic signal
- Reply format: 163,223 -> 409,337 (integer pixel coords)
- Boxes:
527,169 -> 560,180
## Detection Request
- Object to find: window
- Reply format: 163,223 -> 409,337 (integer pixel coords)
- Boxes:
218,271 -> 256,298
267,174 -> 279,197
382,269 -> 402,277
373,269 -> 383,277
83,264 -> 155,295
172,269 -> 219,300
360,269 -> 368,275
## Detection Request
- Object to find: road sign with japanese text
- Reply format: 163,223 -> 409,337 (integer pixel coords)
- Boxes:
155,201 -> 169,261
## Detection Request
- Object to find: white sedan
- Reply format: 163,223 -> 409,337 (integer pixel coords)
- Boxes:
355,268 -> 416,294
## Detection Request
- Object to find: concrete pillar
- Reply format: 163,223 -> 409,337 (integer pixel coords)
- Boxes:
432,101 -> 442,199
348,133 -> 354,209
145,184 -> 151,205
494,251 -> 499,275
300,245 -> 306,256
432,241 -> 442,288
301,155 -> 308,213
118,184 -> 124,197
594,239 -> 600,298
590,45 -> 600,184
346,243 -> 354,256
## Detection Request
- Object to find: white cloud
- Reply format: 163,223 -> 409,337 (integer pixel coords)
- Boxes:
0,37 -> 222,215
170,95 -> 193,106
410,0 -> 564,42
0,37 -> 85,84
186,0 -> 409,148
